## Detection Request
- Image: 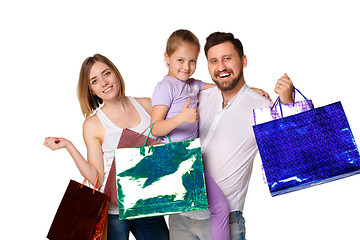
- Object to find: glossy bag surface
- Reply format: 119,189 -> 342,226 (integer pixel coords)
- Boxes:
114,137 -> 208,219
47,180 -> 108,239
253,98 -> 313,125
253,101 -> 360,196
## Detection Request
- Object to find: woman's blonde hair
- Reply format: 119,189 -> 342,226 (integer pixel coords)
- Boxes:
166,29 -> 200,57
77,54 -> 125,117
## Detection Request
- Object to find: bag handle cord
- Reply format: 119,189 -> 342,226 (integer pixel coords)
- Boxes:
272,87 -> 314,119
142,123 -> 172,147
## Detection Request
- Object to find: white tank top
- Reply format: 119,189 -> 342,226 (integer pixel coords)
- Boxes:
96,96 -> 152,214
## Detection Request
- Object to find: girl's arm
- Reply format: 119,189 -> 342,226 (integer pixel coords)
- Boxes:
151,98 -> 198,137
44,117 -> 105,188
203,83 -> 216,90
204,82 -> 271,101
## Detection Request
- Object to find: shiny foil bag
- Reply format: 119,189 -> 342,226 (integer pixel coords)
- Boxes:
253,96 -> 313,125
47,180 -> 108,240
253,100 -> 360,196
114,136 -> 208,219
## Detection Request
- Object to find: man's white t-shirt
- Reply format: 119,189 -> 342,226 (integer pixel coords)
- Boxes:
198,84 -> 272,216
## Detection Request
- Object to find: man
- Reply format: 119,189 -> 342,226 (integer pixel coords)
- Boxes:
169,32 -> 293,239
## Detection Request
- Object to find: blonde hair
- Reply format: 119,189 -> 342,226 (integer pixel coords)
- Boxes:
166,29 -> 200,57
77,54 -> 126,117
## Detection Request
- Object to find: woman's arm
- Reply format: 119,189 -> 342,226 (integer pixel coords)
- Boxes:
151,98 -> 198,137
44,116 -> 105,188
82,117 -> 105,188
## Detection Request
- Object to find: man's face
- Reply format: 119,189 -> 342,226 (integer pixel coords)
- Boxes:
207,41 -> 245,91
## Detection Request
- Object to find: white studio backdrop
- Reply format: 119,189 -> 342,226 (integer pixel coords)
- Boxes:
1,1 -> 359,239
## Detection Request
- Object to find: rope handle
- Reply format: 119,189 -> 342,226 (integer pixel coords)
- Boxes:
142,123 -> 172,148
80,170 -> 99,195
271,87 -> 314,119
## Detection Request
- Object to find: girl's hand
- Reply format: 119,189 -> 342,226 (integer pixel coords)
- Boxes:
43,137 -> 71,151
179,98 -> 199,123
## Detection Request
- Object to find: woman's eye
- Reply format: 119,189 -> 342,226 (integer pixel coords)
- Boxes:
91,79 -> 97,84
105,71 -> 111,76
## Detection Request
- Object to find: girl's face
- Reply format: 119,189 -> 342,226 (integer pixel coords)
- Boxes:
89,61 -> 119,101
165,42 -> 199,81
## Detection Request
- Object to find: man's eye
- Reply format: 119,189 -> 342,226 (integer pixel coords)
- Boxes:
178,59 -> 183,62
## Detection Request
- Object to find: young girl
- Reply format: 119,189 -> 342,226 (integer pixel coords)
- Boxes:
44,54 -> 169,240
150,29 -> 230,240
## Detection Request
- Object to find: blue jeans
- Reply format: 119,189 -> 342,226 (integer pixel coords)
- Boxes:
169,211 -> 246,240
229,211 -> 246,240
107,214 -> 169,240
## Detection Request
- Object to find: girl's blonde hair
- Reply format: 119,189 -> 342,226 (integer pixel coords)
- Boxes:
77,54 -> 125,117
166,29 -> 200,57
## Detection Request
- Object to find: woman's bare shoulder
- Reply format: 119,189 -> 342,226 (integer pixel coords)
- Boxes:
134,97 -> 152,115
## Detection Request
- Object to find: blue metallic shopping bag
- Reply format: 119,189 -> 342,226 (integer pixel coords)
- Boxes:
253,89 -> 360,196
114,125 -> 208,219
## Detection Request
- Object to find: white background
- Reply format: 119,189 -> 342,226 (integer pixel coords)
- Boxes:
1,1 -> 359,239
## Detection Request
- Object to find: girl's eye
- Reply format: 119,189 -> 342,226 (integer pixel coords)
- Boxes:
91,79 -> 97,85
105,71 -> 111,76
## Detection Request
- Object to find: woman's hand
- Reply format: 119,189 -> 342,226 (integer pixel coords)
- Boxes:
43,137 -> 72,151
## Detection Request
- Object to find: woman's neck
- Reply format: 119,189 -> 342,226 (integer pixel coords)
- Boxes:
101,97 -> 128,113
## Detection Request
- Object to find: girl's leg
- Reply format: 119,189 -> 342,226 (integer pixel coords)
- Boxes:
204,171 -> 230,240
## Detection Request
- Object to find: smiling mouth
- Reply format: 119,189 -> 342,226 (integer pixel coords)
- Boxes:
219,73 -> 231,78
103,87 -> 112,93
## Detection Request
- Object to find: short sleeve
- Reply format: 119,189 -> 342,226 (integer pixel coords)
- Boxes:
195,79 -> 206,91
151,81 -> 174,107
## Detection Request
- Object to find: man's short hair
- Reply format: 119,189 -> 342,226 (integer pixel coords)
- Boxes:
204,32 -> 244,59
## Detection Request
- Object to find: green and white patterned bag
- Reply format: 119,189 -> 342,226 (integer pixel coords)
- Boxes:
114,125 -> 208,219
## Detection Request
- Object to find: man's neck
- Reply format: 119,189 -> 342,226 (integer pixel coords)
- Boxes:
221,79 -> 245,108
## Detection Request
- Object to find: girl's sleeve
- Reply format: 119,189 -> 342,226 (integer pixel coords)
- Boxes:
151,81 -> 173,107
196,79 -> 206,92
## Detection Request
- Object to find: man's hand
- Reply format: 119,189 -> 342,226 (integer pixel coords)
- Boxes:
275,73 -> 294,104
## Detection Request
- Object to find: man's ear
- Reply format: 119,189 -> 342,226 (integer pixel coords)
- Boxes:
242,55 -> 248,68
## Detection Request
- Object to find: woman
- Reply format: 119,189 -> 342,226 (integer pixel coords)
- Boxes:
44,54 -> 169,240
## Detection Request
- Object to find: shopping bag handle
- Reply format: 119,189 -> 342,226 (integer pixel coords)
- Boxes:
80,171 -> 99,195
273,87 -> 314,119
143,123 -> 172,148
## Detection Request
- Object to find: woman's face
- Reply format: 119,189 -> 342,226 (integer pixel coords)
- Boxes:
89,61 -> 119,101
